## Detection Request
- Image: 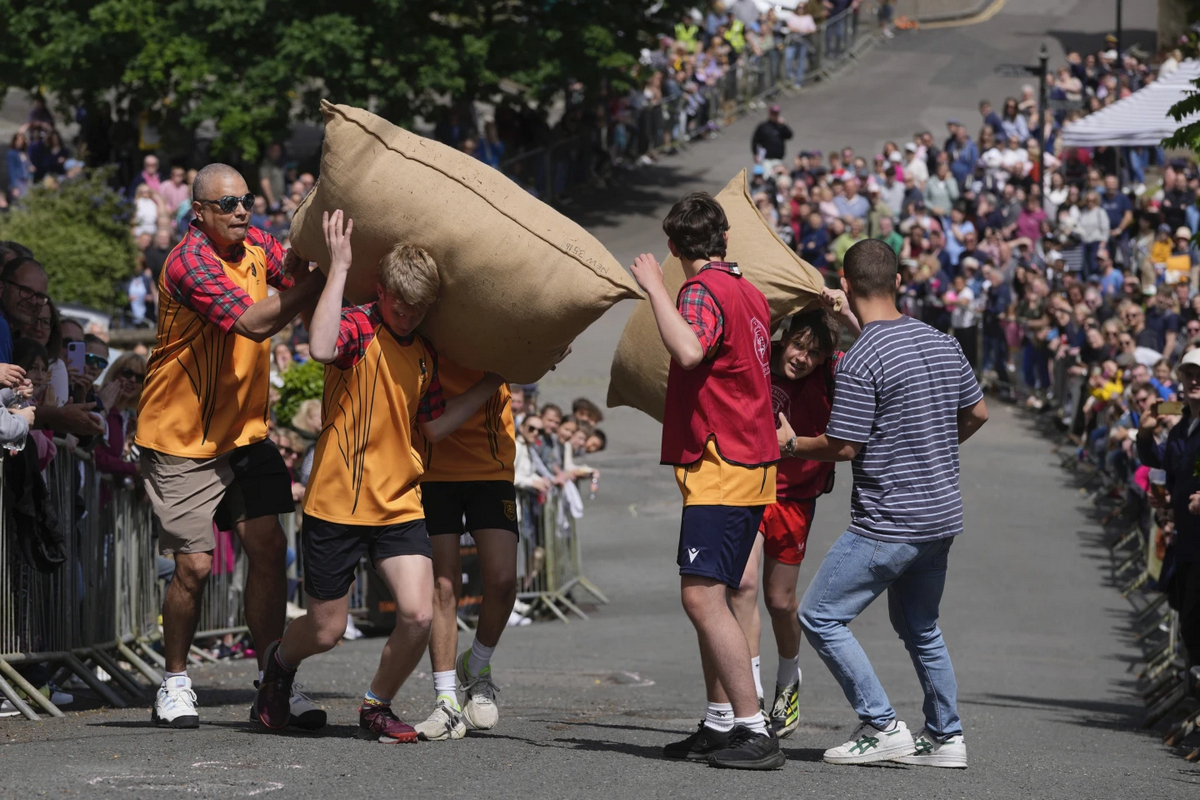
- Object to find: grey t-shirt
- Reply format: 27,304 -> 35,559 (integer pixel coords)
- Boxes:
825,315 -> 983,542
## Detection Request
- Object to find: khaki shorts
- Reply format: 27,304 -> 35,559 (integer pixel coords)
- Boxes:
142,441 -> 295,555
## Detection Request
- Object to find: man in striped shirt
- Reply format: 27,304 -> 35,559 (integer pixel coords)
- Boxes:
784,239 -> 989,768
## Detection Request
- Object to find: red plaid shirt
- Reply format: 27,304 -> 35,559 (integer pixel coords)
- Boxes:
333,304 -> 444,422
677,261 -> 741,357
163,223 -> 293,333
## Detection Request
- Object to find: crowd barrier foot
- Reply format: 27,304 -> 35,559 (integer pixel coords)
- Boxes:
1164,706 -> 1200,746
527,592 -> 573,624
134,638 -> 168,670
89,648 -> 150,700
1109,527 -> 1140,554
1141,663 -> 1179,700
1133,594 -> 1168,625
1113,550 -> 1144,578
63,654 -> 126,708
559,577 -> 609,606
0,669 -> 46,721
118,641 -> 164,686
189,645 -> 220,665
1133,610 -> 1170,642
1122,570 -> 1151,597
1144,682 -> 1188,728
1138,649 -> 1178,685
457,616 -> 473,633
0,658 -> 64,718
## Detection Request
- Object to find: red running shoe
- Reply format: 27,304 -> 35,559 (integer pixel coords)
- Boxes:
356,701 -> 418,743
254,640 -> 295,731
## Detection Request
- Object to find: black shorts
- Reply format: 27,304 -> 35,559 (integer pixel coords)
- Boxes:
301,515 -> 432,601
677,504 -> 767,589
213,440 -> 295,531
421,480 -> 519,536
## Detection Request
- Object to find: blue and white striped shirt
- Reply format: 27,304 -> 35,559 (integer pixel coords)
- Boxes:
825,315 -> 983,543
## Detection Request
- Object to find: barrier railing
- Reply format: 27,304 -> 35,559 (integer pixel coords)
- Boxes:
496,6 -> 871,202
516,485 -> 607,623
1040,366 -> 1199,761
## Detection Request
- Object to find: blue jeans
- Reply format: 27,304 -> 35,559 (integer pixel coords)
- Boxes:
799,531 -> 962,738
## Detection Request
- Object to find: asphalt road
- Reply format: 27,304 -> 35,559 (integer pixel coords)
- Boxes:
4,0 -> 1198,796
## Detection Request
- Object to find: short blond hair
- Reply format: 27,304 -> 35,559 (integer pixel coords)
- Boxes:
379,244 -> 440,309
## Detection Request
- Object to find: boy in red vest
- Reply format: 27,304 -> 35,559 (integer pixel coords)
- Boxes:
728,298 -> 860,739
630,192 -> 784,770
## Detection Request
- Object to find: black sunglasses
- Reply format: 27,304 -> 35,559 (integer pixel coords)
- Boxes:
198,193 -> 255,214
3,279 -> 50,307
119,368 -> 145,384
85,354 -> 108,370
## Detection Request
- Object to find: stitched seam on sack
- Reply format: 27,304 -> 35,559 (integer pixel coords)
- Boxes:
328,104 -> 639,297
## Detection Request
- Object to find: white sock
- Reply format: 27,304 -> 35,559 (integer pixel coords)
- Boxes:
705,702 -> 735,732
163,670 -> 187,685
257,670 -> 264,684
878,719 -> 898,732
433,670 -> 460,709
776,656 -> 800,689
466,639 -> 496,677
735,712 -> 768,735
751,656 -> 763,701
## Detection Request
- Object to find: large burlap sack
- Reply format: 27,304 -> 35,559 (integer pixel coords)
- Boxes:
291,101 -> 641,383
607,170 -> 826,422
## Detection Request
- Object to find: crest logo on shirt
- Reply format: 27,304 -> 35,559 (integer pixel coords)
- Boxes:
771,385 -> 791,421
751,318 -> 770,375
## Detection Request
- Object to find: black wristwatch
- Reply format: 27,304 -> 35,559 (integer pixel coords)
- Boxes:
783,436 -> 797,457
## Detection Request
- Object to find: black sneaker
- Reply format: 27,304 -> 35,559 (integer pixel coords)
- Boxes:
663,721 -> 732,760
707,725 -> 786,770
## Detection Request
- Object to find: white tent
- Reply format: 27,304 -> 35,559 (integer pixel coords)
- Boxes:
1059,60 -> 1200,147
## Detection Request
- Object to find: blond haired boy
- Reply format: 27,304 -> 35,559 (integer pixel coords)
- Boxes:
255,211 -> 503,742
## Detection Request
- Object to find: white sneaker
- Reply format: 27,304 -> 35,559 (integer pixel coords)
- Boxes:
414,698 -> 468,741
343,614 -> 365,640
456,650 -> 499,730
506,610 -> 531,627
152,676 -> 199,728
893,727 -> 967,768
0,699 -> 20,717
823,720 -> 915,764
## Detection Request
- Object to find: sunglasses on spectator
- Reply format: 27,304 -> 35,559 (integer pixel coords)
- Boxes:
119,368 -> 145,384
277,444 -> 302,457
3,279 -> 50,307
197,193 -> 255,214
85,354 -> 108,370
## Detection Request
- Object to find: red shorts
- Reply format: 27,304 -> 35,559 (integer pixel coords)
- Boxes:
758,498 -> 816,566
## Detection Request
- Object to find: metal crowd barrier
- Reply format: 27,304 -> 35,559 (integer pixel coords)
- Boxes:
496,6 -> 871,202
516,486 -> 607,623
0,445 -> 312,721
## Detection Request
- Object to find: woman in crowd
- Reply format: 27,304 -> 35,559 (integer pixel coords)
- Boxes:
94,352 -> 146,481
7,131 -> 34,200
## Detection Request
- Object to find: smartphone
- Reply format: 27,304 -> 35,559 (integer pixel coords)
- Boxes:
1156,401 -> 1183,416
67,341 -> 86,373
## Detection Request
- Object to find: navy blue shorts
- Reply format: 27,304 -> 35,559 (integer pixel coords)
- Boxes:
677,505 -> 767,588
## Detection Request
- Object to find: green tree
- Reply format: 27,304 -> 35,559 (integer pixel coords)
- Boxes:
0,0 -> 691,164
0,168 -> 137,310
274,358 -> 324,427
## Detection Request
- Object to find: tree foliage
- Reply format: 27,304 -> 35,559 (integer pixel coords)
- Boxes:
0,0 -> 690,163
1164,77 -> 1200,155
0,168 -> 137,310
274,357 -> 325,428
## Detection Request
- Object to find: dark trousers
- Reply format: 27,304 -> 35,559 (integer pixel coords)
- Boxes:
983,332 -> 1010,383
953,326 -> 979,372
1173,558 -> 1200,670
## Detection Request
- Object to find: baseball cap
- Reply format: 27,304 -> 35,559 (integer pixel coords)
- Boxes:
888,151 -> 903,163
961,256 -> 979,271
1176,226 -> 1193,240
769,104 -> 781,113
1046,251 -> 1063,263
905,142 -> 918,152
1159,223 -> 1173,234
752,164 -> 765,176
1102,49 -> 1117,60
947,118 -> 961,126
1178,348 -> 1200,372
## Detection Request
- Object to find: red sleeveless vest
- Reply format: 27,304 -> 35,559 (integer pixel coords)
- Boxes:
771,351 -> 839,500
660,267 -> 779,468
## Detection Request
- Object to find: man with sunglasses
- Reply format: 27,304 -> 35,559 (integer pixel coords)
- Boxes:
136,162 -> 325,730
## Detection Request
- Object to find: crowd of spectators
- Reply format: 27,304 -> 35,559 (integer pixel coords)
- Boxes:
744,32 -> 1200,706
